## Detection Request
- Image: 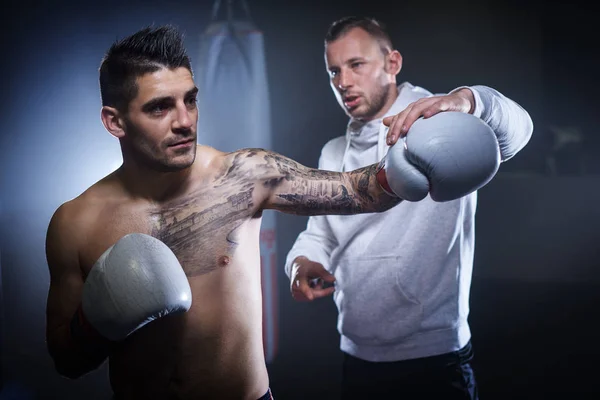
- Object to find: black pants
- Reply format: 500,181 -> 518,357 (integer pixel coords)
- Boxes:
257,388 -> 273,400
341,341 -> 479,400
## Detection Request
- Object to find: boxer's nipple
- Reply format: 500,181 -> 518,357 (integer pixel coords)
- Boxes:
218,255 -> 231,267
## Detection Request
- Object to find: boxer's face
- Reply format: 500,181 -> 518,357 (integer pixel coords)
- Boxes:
325,27 -> 400,121
122,67 -> 198,172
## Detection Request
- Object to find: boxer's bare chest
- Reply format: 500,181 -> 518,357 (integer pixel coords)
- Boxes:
81,176 -> 259,278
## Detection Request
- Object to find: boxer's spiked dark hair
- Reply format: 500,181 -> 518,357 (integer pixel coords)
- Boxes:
99,24 -> 193,112
325,16 -> 393,55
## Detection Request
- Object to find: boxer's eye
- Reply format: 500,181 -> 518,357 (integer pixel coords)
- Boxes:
143,98 -> 173,115
151,104 -> 168,113
185,96 -> 197,108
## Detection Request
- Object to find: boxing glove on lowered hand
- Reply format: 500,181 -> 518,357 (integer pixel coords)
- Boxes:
77,233 -> 192,342
377,111 -> 501,202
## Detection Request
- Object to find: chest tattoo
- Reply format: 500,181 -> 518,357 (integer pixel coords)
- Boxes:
149,180 -> 255,277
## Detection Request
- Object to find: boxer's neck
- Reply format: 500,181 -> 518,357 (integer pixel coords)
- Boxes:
118,160 -> 193,202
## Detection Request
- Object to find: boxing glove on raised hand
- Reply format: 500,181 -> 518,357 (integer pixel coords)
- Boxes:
79,233 -> 192,342
378,112 -> 501,202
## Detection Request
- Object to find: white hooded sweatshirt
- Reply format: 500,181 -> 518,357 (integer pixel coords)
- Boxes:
284,82 -> 533,362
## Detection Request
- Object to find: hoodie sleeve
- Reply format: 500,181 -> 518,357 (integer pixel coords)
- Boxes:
451,85 -> 534,162
283,145 -> 340,279
284,215 -> 339,279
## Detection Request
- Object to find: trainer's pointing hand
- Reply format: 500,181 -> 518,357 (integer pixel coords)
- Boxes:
290,257 -> 336,302
384,88 -> 475,146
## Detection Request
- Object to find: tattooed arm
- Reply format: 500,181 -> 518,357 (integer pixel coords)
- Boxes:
223,148 -> 402,216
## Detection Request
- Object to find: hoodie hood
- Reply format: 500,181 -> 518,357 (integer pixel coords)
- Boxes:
340,82 -> 430,171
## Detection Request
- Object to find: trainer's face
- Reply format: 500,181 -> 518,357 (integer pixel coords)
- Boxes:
325,27 -> 399,121
123,67 -> 198,172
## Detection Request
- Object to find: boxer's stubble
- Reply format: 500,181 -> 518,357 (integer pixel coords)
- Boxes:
122,116 -> 197,173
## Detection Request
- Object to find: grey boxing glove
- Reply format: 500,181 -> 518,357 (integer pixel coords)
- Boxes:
78,233 -> 192,342
378,111 -> 501,202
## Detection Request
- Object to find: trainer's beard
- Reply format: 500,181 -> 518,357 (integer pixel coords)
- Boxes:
353,83 -> 392,121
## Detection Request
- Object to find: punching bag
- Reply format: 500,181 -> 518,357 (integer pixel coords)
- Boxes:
196,0 -> 279,364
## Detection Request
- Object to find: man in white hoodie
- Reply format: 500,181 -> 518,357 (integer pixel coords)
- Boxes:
284,16 -> 534,399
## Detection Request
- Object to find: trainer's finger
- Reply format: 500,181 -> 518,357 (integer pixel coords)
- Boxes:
387,112 -> 406,145
311,286 -> 335,298
292,279 -> 314,301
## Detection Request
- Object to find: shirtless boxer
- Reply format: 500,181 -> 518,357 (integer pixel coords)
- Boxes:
44,25 -> 499,400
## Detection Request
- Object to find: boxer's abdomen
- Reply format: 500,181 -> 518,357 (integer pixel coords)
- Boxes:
107,251 -> 268,400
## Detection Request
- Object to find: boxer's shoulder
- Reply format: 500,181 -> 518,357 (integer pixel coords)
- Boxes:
192,144 -> 236,182
50,197 -> 88,233
46,199 -> 86,268
49,177 -> 124,243
194,144 -> 223,169
66,181 -> 117,219
209,147 -> 271,183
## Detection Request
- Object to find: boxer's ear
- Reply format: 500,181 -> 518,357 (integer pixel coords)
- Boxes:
101,106 -> 126,139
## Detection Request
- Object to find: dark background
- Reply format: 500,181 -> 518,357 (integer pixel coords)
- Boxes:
1,0 -> 599,398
